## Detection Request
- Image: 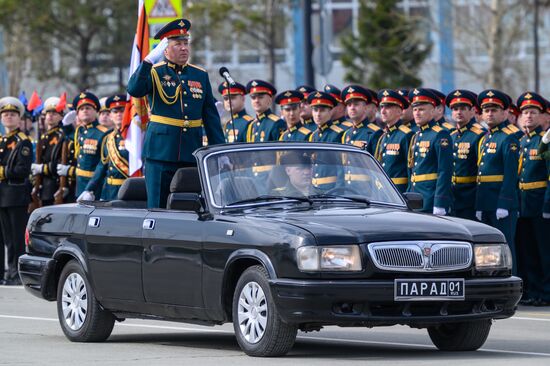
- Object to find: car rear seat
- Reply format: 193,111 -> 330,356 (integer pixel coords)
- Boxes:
106,177 -> 148,208
167,167 -> 202,209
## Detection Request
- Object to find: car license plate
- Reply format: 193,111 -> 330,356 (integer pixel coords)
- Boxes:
394,279 -> 465,301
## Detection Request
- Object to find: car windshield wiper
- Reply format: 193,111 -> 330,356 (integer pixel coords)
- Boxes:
307,194 -> 371,205
224,195 -> 313,208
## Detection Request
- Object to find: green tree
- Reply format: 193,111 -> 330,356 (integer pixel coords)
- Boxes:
340,0 -> 431,89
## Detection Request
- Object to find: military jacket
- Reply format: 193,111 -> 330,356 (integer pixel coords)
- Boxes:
375,121 -> 413,192
342,120 -> 383,156
519,127 -> 550,216
37,125 -> 68,201
332,116 -> 353,130
246,109 -> 286,142
309,122 -> 344,143
408,120 -> 453,211
224,109 -> 253,143
438,117 -> 455,133
0,128 -> 32,207
127,58 -> 224,163
402,120 -> 418,133
279,123 -> 311,142
502,120 -> 524,140
73,120 -> 109,179
475,121 -> 519,211
450,119 -> 486,211
302,118 -> 317,133
309,122 -> 345,189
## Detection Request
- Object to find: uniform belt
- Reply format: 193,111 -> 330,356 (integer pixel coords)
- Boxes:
76,168 -> 95,178
107,177 -> 126,186
150,115 -> 203,128
519,181 -> 548,190
252,165 -> 272,173
391,177 -> 408,185
312,176 -> 337,186
411,173 -> 438,183
452,175 -> 477,184
344,173 -> 371,181
477,175 -> 503,183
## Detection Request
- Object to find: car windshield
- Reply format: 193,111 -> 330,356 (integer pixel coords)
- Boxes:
203,146 -> 405,208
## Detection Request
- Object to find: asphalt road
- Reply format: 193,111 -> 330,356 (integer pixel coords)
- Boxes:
1,285 -> 549,365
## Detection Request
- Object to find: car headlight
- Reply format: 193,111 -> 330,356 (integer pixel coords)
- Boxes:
474,244 -> 512,270
297,245 -> 362,271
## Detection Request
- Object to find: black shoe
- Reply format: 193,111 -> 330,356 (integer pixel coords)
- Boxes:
533,299 -> 550,307
519,298 -> 536,306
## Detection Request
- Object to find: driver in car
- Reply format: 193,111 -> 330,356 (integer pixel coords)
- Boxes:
272,151 -> 321,196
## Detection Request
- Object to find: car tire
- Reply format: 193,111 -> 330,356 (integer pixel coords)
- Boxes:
428,320 -> 492,351
232,265 -> 297,357
56,260 -> 115,342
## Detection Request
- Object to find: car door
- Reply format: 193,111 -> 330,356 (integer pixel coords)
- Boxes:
85,206 -> 148,302
141,210 -> 204,307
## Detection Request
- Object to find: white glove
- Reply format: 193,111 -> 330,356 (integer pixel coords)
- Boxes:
57,164 -> 70,176
62,110 -> 76,126
543,212 -> 550,219
496,208 -> 509,220
77,191 -> 95,202
215,100 -> 225,117
476,211 -> 482,221
31,163 -> 43,175
432,206 -> 446,216
543,129 -> 550,144
144,38 -> 168,64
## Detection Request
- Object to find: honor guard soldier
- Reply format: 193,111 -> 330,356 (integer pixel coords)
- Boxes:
375,89 -> 413,193
218,81 -> 253,143
407,88 -> 453,214
127,18 -> 224,208
307,92 -> 344,190
0,97 -> 32,285
275,90 -> 311,141
323,84 -> 353,130
398,88 -> 416,132
341,85 -> 383,155
508,103 -> 520,128
515,92 -> 550,306
446,90 -> 486,220
79,95 -> 130,201
430,88 -> 455,132
245,79 -> 285,142
98,97 -> 113,130
475,89 -> 520,273
296,85 -> 317,132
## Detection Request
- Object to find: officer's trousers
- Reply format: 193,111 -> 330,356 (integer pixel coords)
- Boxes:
0,206 -> 28,280
451,208 -> 477,221
480,210 -> 518,275
145,159 -> 196,208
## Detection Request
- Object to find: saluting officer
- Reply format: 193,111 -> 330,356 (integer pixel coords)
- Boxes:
127,18 -> 224,208
375,89 -> 413,193
218,81 -> 253,143
245,79 -> 286,142
79,95 -> 130,201
0,97 -> 32,286
296,85 -> 317,132
275,90 -> 311,142
475,89 -> 520,273
515,92 -> 550,306
446,90 -> 486,220
407,88 -> 453,215
430,88 -> 455,132
341,85 -> 383,156
323,84 -> 353,130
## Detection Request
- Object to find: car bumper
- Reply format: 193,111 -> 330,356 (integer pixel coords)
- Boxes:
18,254 -> 57,301
269,276 -> 522,326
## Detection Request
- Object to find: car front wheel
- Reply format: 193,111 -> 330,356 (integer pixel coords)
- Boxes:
232,265 -> 297,357
428,320 -> 492,351
57,260 -> 115,342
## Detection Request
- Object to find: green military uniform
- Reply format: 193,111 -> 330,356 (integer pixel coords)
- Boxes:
275,90 -> 311,142
218,82 -> 253,143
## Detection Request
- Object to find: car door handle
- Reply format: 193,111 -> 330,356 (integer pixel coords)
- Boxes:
88,217 -> 101,228
143,219 -> 156,230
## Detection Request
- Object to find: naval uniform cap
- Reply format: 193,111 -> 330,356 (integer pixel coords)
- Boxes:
0,96 -> 25,117
43,97 -> 62,113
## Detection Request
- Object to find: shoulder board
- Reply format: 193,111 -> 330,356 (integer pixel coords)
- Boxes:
342,121 -> 354,127
243,115 -> 254,122
443,122 -> 454,130
268,113 -> 280,121
188,63 -> 206,72
501,127 -> 513,135
96,125 -> 109,133
507,124 -> 520,133
540,131 -> 546,137
153,61 -> 167,68
450,130 -> 458,136
470,127 -> 484,135
398,125 -> 412,134
432,125 -> 443,132
298,127 -> 311,135
330,125 -> 344,133
367,123 -> 381,131
17,132 -> 29,141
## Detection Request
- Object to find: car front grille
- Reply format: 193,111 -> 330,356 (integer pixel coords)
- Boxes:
367,241 -> 472,272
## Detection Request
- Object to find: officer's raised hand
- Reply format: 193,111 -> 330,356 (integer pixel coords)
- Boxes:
62,110 -> 76,126
145,38 -> 168,64
57,164 -> 70,177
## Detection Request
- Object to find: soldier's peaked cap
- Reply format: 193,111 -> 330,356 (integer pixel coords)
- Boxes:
154,19 -> 191,40
246,80 -> 276,96
478,89 -> 510,110
72,91 -> 100,111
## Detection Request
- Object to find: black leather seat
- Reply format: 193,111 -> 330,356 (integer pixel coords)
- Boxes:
167,167 -> 202,209
106,177 -> 147,208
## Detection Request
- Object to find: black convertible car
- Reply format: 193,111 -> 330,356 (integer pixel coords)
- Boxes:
20,143 -> 521,357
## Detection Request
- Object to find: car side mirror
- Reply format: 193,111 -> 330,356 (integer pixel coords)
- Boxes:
402,192 -> 423,210
168,193 -> 203,213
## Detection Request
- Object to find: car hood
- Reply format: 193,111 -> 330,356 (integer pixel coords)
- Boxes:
251,206 -> 505,245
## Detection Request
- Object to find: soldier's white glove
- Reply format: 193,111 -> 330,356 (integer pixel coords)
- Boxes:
496,208 -> 509,220
31,163 -> 43,175
57,164 -> 70,176
543,212 -> 550,219
144,38 -> 168,64
77,191 -> 95,202
62,110 -> 76,126
542,129 -> 550,144
432,206 -> 446,216
476,211 -> 482,221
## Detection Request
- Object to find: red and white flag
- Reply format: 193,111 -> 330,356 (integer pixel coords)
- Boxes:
121,0 -> 150,176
